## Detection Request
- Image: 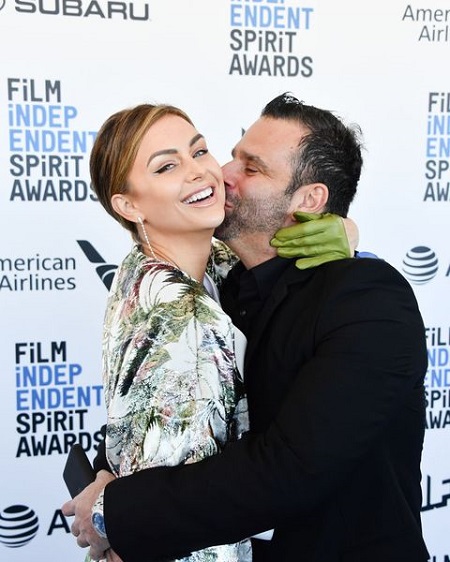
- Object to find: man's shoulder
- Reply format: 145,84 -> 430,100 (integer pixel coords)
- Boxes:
326,255 -> 407,283
321,255 -> 401,277
284,256 -> 413,295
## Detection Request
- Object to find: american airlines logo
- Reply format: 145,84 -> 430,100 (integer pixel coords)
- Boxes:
77,241 -> 117,290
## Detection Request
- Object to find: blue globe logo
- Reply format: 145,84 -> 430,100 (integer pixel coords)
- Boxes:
0,505 -> 39,548
402,246 -> 438,285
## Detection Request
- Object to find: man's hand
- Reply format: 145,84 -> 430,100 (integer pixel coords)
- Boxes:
62,469 -> 116,561
271,212 -> 358,270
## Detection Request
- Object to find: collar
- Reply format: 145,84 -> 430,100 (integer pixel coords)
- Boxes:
230,256 -> 293,303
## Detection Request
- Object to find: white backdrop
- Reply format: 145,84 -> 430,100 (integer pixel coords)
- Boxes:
0,1 -> 448,560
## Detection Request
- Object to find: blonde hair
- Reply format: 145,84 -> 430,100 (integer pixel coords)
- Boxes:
90,104 -> 193,241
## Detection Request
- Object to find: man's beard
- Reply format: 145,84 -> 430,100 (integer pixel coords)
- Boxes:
215,191 -> 291,242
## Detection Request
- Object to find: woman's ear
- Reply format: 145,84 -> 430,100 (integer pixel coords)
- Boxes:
288,183 -> 329,214
111,194 -> 139,223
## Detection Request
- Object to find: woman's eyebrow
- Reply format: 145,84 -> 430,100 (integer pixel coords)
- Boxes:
147,134 -> 205,166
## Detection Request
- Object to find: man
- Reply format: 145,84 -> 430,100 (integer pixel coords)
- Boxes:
64,93 -> 429,562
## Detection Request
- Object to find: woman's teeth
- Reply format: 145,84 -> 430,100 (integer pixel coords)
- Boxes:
183,187 -> 213,204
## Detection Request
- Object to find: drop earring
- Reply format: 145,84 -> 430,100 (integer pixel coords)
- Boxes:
137,217 -> 156,260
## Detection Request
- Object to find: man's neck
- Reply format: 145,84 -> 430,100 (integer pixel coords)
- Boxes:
226,232 -> 277,270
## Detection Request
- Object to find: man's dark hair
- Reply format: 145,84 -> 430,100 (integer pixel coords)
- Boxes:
261,93 -> 363,217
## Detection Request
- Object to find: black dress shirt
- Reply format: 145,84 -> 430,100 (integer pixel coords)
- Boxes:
220,257 -> 292,336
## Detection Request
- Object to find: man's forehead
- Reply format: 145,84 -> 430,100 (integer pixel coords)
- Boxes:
231,145 -> 269,172
233,117 -> 306,160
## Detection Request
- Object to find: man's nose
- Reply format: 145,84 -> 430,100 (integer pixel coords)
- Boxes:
221,160 -> 236,186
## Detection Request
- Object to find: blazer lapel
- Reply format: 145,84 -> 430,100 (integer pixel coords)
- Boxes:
244,265 -> 311,368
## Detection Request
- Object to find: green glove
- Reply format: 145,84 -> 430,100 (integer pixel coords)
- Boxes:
271,211 -> 351,270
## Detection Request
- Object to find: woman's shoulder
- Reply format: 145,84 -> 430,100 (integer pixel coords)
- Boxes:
207,239 -> 239,284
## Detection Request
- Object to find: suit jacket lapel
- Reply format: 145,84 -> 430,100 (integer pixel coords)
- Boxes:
244,265 -> 311,369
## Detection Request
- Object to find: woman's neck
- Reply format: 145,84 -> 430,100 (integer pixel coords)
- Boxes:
142,231 -> 213,282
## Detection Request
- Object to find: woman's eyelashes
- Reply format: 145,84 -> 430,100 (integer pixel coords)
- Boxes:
154,162 -> 176,174
193,147 -> 208,158
154,147 -> 209,174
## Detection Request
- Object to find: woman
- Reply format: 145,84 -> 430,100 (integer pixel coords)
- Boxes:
90,104 -> 251,561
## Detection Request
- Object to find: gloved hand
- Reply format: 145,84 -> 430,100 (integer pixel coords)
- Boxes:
271,211 -> 355,270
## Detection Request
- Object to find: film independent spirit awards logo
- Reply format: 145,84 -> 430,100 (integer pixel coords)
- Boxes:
0,244 -> 110,552
0,504 -> 39,548
402,246 -> 439,285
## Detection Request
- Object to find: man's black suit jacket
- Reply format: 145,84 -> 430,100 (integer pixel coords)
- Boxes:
103,257 -> 429,562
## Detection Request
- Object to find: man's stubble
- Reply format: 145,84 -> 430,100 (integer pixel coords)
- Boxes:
215,191 -> 292,243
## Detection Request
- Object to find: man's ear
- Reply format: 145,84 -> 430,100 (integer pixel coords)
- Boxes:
288,183 -> 329,214
111,193 -> 139,223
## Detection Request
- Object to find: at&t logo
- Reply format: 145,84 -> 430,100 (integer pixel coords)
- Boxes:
0,505 -> 39,547
0,504 -> 72,549
402,246 -> 439,285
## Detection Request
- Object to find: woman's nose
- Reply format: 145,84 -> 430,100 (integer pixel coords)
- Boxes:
187,156 -> 206,180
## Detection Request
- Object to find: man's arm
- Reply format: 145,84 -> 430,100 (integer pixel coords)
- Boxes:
102,259 -> 427,562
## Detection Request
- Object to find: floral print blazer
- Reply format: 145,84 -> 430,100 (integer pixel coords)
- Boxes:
101,241 -> 251,562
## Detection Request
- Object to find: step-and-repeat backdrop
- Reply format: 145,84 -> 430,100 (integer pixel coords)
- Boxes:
0,1 -> 448,560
